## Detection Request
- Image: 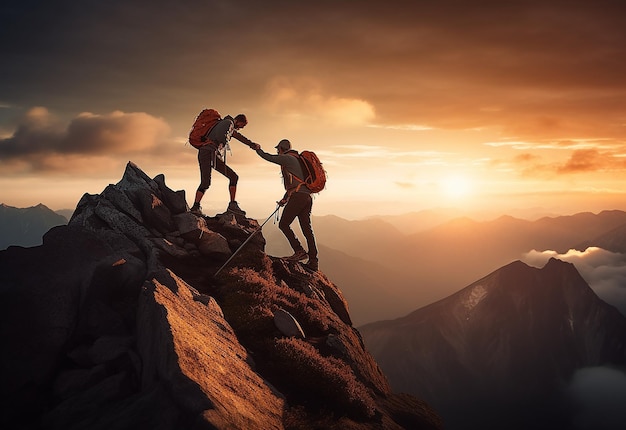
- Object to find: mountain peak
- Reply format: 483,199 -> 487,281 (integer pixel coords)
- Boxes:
360,255 -> 626,429
0,202 -> 68,249
0,161 -> 442,430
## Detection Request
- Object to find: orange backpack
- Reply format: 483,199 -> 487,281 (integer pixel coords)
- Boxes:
188,108 -> 221,148
296,150 -> 327,193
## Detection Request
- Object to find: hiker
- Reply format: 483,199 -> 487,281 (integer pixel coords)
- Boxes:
190,113 -> 255,216
253,139 -> 319,271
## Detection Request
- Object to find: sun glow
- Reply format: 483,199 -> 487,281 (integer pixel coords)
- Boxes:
440,175 -> 472,199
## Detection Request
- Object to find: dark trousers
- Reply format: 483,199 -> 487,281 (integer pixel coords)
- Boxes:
197,146 -> 238,192
280,192 -> 318,262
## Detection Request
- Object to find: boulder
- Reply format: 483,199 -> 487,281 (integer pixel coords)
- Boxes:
274,308 -> 306,338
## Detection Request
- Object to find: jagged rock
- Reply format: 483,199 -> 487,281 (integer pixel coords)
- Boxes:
196,230 -> 231,257
88,335 -> 136,365
326,333 -> 349,356
318,275 -> 353,326
191,291 -> 224,318
154,173 -> 188,215
137,269 -> 285,429
116,161 -> 160,195
271,258 -> 353,326
214,212 -> 265,249
274,308 -> 306,338
102,184 -> 144,224
0,223 -> 147,428
0,161 -> 442,430
149,237 -> 189,258
173,212 -> 206,238
132,188 -> 175,235
173,213 -> 231,257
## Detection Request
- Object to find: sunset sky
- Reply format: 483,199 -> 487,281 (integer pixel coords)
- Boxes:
1,0 -> 626,220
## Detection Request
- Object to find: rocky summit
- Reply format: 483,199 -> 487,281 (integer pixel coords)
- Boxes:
0,161 -> 441,430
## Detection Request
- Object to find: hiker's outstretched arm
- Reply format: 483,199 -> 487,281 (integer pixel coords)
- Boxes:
232,130 -> 255,148
255,147 -> 290,166
255,147 -> 277,162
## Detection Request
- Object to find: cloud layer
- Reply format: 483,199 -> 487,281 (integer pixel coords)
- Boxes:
522,247 -> 626,315
0,107 -> 172,174
568,366 -> 626,430
2,1 -> 625,135
1,1 -> 626,214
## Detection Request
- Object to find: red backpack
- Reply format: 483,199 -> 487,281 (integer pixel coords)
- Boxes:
296,150 -> 327,193
188,108 -> 221,148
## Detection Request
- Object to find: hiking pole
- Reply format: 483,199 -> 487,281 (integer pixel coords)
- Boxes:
213,205 -> 281,277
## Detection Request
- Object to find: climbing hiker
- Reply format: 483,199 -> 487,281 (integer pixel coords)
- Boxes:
253,139 -> 319,271
189,111 -> 255,217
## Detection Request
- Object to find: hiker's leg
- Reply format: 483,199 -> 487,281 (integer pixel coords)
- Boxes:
214,157 -> 239,202
279,197 -> 304,252
195,147 -> 214,204
297,195 -> 318,261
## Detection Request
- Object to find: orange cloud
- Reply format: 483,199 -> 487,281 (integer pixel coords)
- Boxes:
264,77 -> 375,125
0,107 -> 172,174
514,153 -> 540,163
557,149 -> 616,173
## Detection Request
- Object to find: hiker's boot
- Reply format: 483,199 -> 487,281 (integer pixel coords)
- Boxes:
190,203 -> 203,216
227,201 -> 246,216
305,258 -> 319,272
286,249 -> 308,261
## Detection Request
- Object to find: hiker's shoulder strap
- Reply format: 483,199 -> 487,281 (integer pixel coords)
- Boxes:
285,151 -> 305,176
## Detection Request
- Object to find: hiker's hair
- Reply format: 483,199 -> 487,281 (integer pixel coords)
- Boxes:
234,114 -> 247,125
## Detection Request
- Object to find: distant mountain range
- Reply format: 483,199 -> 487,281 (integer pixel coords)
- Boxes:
5,203 -> 626,325
0,203 -> 68,250
266,209 -> 626,324
359,258 -> 626,430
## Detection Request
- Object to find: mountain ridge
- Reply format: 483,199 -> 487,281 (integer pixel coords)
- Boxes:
360,257 -> 626,429
0,202 -> 68,250
0,161 -> 441,430
5,202 -> 626,325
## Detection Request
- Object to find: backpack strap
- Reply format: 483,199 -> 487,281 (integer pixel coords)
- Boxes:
283,151 -> 308,196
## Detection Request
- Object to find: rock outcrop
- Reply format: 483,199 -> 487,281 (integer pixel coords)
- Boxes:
0,161 -> 441,430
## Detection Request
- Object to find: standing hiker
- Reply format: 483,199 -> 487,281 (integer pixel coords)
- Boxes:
253,139 -> 319,271
190,113 -> 255,216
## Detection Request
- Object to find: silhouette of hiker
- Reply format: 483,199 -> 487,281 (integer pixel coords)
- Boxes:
253,139 -> 319,271
190,114 -> 254,216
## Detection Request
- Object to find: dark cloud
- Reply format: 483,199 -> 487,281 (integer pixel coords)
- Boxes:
0,0 -> 625,160
0,107 -> 171,172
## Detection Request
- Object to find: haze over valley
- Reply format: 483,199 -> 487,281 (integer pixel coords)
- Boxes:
5,202 -> 626,326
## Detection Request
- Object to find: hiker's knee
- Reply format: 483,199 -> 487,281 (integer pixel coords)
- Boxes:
278,219 -> 292,232
228,172 -> 239,187
198,173 -> 211,190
